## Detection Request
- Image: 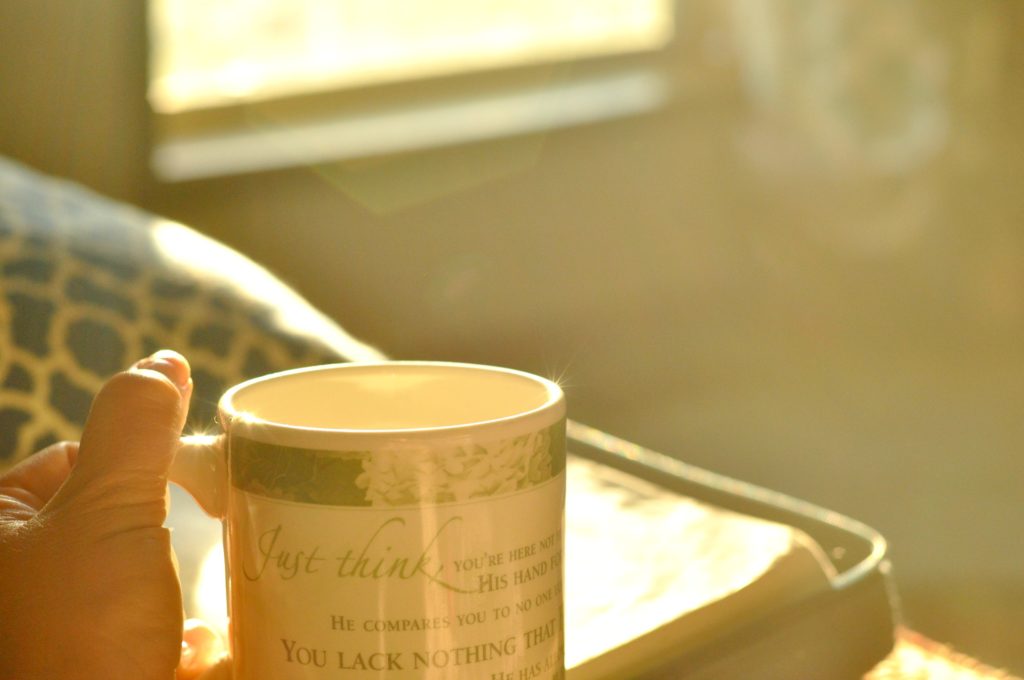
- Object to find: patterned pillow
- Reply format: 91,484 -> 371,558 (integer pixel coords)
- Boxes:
0,156 -> 383,469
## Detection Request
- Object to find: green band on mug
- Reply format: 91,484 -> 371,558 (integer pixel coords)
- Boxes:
230,421 -> 566,507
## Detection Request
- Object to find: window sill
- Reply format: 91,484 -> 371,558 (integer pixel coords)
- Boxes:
150,62 -> 672,182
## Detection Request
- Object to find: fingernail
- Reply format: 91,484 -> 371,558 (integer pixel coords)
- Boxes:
137,350 -> 191,390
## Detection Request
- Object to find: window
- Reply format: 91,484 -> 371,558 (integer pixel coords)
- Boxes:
147,0 -> 675,179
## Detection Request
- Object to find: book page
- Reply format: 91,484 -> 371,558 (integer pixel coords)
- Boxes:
564,456 -> 836,677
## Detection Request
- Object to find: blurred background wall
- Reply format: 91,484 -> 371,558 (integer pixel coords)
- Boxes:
2,0 -> 1022,672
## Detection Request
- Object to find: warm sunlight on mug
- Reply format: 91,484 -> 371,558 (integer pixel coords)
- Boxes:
170,362 -> 567,680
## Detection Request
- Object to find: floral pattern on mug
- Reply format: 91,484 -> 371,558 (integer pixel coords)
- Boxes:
229,422 -> 565,507
355,428 -> 554,507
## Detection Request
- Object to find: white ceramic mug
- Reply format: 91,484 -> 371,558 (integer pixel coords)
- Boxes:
169,362 -> 566,680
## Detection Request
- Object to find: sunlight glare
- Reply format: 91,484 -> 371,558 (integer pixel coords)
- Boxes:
193,541 -> 229,638
149,0 -> 673,113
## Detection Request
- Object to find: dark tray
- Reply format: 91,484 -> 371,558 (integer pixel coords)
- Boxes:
566,421 -> 899,680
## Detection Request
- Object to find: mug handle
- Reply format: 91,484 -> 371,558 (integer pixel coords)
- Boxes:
169,434 -> 227,518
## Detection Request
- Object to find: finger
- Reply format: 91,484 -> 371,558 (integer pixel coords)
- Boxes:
0,441 -> 78,517
72,350 -> 192,485
45,351 -> 192,530
142,350 -> 194,433
195,656 -> 232,680
178,619 -> 228,680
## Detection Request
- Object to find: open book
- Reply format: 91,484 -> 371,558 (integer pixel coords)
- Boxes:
564,456 -> 837,678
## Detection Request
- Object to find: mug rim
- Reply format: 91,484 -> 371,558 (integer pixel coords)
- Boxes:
218,361 -> 566,448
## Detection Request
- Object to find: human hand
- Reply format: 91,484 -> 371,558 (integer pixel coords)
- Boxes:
0,351 -> 227,679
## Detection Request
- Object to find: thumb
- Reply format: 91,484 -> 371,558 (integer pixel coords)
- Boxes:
51,351 -> 192,525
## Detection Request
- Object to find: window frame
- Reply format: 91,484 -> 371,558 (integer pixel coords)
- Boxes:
148,2 -> 691,181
